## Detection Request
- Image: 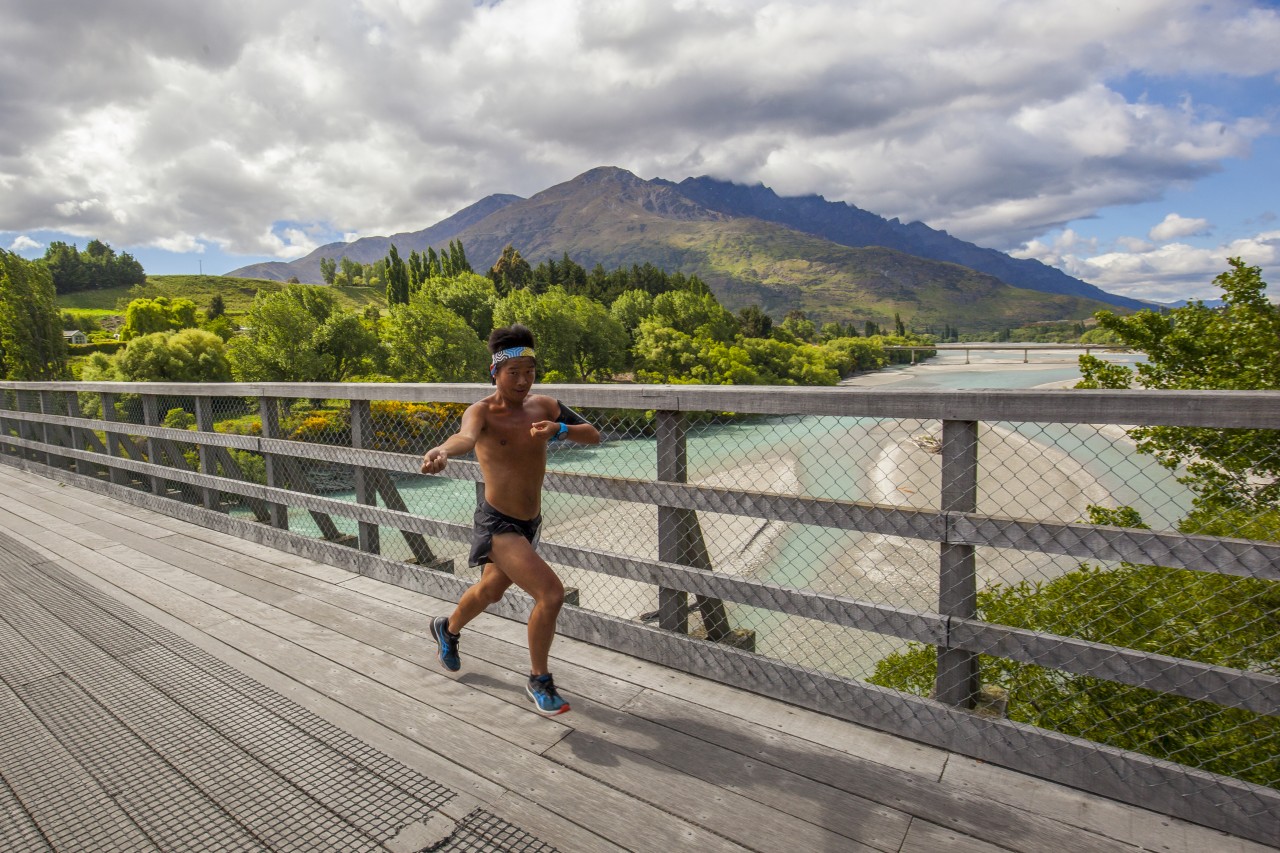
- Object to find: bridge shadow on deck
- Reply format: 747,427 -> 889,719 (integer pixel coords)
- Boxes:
0,465 -> 1271,853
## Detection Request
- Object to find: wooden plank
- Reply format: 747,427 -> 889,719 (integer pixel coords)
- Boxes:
203,618 -> 753,853
616,690 -> 1138,853
546,730 -> 896,852
940,755 -> 1280,853
898,818 -> 1027,853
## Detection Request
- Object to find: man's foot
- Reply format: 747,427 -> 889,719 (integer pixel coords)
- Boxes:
526,673 -> 570,715
431,616 -> 461,672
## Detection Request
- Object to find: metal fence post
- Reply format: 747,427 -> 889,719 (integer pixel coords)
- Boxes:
937,418 -> 980,709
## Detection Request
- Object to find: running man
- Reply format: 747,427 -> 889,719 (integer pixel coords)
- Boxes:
420,323 -> 600,715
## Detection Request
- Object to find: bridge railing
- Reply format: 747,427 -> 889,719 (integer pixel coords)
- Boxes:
1,380 -> 1277,845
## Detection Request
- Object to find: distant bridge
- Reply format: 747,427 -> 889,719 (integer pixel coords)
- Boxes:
885,343 -> 1132,363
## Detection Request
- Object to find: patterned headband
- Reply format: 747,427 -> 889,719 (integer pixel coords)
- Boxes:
490,346 -> 536,377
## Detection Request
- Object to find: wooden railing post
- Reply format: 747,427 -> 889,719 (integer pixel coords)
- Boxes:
259,396 -> 290,529
140,394 -> 167,496
99,392 -> 132,487
937,418 -> 980,709
654,410 -> 737,643
193,396 -> 221,512
349,399 -> 381,554
656,411 -> 692,633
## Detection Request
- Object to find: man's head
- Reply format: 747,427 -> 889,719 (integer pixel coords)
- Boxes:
488,323 -> 536,385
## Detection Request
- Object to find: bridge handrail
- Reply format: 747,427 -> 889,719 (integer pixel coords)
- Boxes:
2,380 -> 1277,844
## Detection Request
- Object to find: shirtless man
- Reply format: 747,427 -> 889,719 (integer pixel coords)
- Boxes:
420,323 -> 600,715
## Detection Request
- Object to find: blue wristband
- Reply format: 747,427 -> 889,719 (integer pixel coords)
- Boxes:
552,422 -> 568,441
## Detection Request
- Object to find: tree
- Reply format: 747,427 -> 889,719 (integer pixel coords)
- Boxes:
227,288 -> 330,382
777,310 -> 817,343
207,294 -> 226,320
610,289 -> 655,341
647,291 -> 738,342
871,259 -> 1280,787
383,293 -> 487,382
433,273 -> 498,339
385,244 -> 410,306
121,296 -> 199,340
737,305 -> 773,339
114,328 -> 232,382
488,244 -> 532,294
0,250 -> 67,380
493,286 -> 625,382
319,257 -> 337,285
1077,258 -> 1280,533
313,312 -> 383,380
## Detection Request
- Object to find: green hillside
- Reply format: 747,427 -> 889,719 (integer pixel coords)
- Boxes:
59,275 -> 387,317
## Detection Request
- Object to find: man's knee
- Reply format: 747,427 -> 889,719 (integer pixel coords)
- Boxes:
537,577 -> 565,610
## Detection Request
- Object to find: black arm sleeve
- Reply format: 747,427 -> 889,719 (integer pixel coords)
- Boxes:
555,400 -> 588,426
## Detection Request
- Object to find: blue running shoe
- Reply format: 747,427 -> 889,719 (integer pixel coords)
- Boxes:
526,673 -> 570,715
431,616 -> 461,672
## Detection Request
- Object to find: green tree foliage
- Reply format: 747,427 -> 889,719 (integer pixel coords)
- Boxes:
869,507 -> 1280,787
1077,258 -> 1280,529
0,250 -> 68,380
385,244 -> 410,306
319,257 -> 337,285
488,244 -> 533,295
227,284 -> 374,382
493,287 -> 626,382
110,328 -> 232,382
609,289 -> 655,341
121,296 -> 199,340
433,273 -> 498,339
383,291 -> 488,382
207,294 -> 226,320
647,291 -> 738,342
41,239 -> 146,294
737,305 -> 773,339
871,260 -> 1280,787
776,310 -> 817,344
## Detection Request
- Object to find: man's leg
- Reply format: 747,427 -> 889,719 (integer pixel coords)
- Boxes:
448,563 -> 513,633
488,533 -> 564,675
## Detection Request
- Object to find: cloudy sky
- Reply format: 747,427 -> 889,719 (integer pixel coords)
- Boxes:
2,0 -> 1278,302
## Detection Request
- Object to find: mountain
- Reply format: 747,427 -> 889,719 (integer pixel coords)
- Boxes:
666,176 -> 1148,311
227,193 -> 522,283
226,167 -> 1123,331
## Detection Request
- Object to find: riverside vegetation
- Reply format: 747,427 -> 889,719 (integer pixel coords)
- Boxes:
870,259 -> 1280,788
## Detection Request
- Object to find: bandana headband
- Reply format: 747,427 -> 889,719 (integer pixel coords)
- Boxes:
489,346 -> 536,377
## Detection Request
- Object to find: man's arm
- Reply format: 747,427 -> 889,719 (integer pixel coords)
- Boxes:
420,403 -> 485,473
530,399 -> 601,446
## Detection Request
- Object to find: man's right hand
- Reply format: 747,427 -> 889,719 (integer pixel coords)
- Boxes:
421,448 -> 448,474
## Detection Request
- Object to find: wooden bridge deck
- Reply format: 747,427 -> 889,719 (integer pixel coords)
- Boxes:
0,464 -> 1271,853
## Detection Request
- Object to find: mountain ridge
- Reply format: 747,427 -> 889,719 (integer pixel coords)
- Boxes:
225,166 -> 1126,331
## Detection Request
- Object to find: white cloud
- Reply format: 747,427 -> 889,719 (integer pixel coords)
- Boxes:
7,235 -> 43,252
1148,213 -> 1212,241
1015,227 -> 1280,302
0,0 -> 1275,263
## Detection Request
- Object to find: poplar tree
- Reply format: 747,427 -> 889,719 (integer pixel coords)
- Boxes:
0,250 -> 67,379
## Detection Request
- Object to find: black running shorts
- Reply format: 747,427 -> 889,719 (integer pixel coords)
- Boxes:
468,498 -> 542,568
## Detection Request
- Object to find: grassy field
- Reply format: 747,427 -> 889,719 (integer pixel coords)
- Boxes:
58,275 -> 388,317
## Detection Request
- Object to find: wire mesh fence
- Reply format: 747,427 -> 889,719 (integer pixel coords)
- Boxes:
1,381 -> 1278,835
